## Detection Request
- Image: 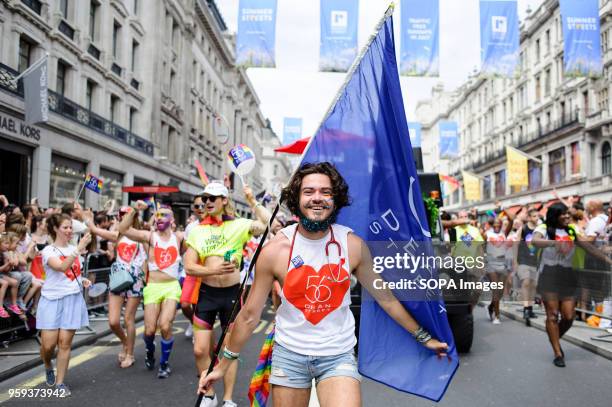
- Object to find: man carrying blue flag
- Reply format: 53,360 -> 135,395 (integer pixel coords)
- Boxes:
198,162 -> 448,406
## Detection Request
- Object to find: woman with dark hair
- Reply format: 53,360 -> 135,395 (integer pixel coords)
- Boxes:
84,207 -> 146,368
38,214 -> 92,396
532,203 -> 612,367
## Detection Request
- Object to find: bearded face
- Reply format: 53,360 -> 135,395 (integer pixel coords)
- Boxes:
298,174 -> 337,232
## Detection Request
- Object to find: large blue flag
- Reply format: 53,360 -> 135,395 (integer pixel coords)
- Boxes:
300,6 -> 458,402
479,0 -> 519,77
320,0 -> 359,72
560,0 -> 602,77
236,0 -> 278,68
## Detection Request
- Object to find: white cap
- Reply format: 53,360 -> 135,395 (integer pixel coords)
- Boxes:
202,182 -> 229,197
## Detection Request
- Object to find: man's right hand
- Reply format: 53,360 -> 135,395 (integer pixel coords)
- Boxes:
211,261 -> 237,275
198,367 -> 225,395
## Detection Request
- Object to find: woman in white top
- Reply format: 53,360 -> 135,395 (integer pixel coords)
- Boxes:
38,213 -> 92,397
485,216 -> 513,324
84,207 -> 147,368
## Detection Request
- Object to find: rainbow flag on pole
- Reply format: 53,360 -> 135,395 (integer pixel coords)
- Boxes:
248,325 -> 275,407
84,173 -> 103,194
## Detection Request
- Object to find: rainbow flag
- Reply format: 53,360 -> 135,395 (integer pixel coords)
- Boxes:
84,173 -> 103,194
248,325 -> 275,407
194,159 -> 210,186
144,196 -> 156,209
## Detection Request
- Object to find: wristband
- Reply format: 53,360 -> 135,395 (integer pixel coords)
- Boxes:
413,326 -> 432,344
222,346 -> 239,360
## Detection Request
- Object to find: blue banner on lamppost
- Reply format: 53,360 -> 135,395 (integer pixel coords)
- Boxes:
283,117 -> 303,144
559,0 -> 603,77
320,0 -> 359,72
400,0 -> 439,77
439,121 -> 459,159
236,0 -> 278,68
407,122 -> 421,148
479,0 -> 519,77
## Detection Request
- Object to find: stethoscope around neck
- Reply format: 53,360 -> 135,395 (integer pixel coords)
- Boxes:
290,226 -> 349,284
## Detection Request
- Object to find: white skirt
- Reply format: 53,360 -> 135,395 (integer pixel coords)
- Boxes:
36,293 -> 89,330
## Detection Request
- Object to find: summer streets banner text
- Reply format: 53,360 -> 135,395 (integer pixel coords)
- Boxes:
400,0 -> 439,76
479,0 -> 519,77
301,8 -> 458,402
407,122 -> 422,148
320,0 -> 359,72
236,0 -> 278,67
283,117 -> 303,144
559,0 -> 603,77
439,121 -> 459,159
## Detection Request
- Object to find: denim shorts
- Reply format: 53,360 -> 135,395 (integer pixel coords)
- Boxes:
269,342 -> 361,388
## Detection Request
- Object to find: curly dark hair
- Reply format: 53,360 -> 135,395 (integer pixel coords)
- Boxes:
281,162 -> 351,216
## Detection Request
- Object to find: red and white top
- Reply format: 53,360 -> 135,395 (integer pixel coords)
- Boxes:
116,236 -> 146,269
276,223 -> 356,356
148,232 -> 181,280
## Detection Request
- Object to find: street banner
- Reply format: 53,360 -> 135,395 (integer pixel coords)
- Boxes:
462,171 -> 481,201
560,0 -> 602,77
236,0 -> 278,67
283,117 -> 303,144
407,122 -> 421,148
479,0 -> 519,77
400,0 -> 439,77
320,0 -> 359,72
439,121 -> 459,159
506,146 -> 528,186
22,56 -> 49,125
300,6 -> 458,401
439,174 -> 459,194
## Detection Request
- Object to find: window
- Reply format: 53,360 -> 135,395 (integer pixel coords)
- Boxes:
583,90 -> 590,115
133,0 -> 138,15
60,0 -> 68,19
56,60 -> 67,96
535,75 -> 541,102
483,175 -> 491,200
528,159 -> 541,191
89,1 -> 98,40
110,95 -> 120,123
495,170 -> 506,197
86,80 -> 95,110
131,40 -> 139,71
170,70 -> 176,98
172,21 -> 179,48
129,107 -> 137,133
544,68 -> 551,96
602,29 -> 608,53
549,147 -> 566,184
571,142 -> 580,174
112,21 -> 121,58
535,39 -> 540,63
100,168 -> 123,203
18,36 -> 33,73
545,29 -> 550,54
598,87 -> 609,113
50,154 -> 87,207
603,142 -> 611,175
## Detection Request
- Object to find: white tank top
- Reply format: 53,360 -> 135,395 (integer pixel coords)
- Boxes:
116,236 -> 146,269
148,232 -> 181,280
275,223 -> 356,356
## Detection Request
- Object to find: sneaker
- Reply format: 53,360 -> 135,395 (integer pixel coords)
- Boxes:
7,304 -> 22,315
55,383 -> 71,397
492,318 -> 501,325
145,352 -> 155,370
0,307 -> 10,319
45,368 -> 56,387
16,299 -> 27,311
185,324 -> 193,338
553,356 -> 566,367
199,394 -> 218,407
157,362 -> 171,379
222,401 -> 237,407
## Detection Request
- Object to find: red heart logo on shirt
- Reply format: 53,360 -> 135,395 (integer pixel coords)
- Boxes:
283,262 -> 350,325
154,245 -> 178,270
59,256 -> 82,281
117,242 -> 137,263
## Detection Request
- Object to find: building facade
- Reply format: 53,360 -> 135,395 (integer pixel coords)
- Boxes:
0,0 -> 269,221
416,0 -> 612,212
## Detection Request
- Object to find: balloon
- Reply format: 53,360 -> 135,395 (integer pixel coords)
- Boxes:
227,144 -> 256,177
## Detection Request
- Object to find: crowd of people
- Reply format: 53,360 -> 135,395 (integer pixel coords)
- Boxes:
440,194 -> 612,367
1,169 -> 611,404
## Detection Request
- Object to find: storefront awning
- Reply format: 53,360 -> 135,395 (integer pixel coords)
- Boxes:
121,186 -> 180,194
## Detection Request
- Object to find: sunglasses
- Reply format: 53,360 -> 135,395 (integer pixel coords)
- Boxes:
201,196 -> 221,203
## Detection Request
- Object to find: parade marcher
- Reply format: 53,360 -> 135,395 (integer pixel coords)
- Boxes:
514,209 -> 540,325
198,162 -> 448,407
532,203 -> 612,367
85,207 -> 147,368
485,214 -> 514,325
38,214 -> 92,396
184,181 -> 270,407
118,203 -> 184,378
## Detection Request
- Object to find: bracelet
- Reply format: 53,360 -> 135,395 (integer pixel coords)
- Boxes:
222,346 -> 240,360
413,326 -> 432,344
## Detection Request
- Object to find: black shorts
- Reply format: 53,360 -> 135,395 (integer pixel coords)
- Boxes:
194,283 -> 241,331
537,265 -> 578,299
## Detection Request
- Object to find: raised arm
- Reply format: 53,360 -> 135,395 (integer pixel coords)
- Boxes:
117,203 -> 150,243
243,185 -> 272,237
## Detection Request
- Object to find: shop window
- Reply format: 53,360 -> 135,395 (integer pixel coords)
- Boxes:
50,154 -> 87,207
100,168 -> 123,204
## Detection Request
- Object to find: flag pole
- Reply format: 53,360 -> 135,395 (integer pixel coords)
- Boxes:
12,53 -> 49,84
